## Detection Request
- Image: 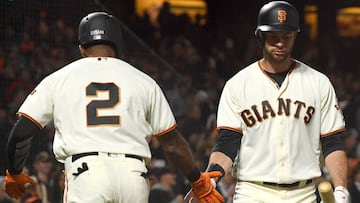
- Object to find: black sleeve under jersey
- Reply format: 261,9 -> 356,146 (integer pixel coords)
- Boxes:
212,129 -> 242,162
7,116 -> 41,174
320,131 -> 346,158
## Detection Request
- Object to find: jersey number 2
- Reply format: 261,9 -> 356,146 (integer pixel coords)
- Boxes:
86,82 -> 120,126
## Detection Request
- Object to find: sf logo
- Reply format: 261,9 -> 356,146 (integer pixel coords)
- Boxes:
278,10 -> 287,23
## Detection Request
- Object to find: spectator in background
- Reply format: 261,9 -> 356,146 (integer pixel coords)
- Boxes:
157,1 -> 177,37
5,69 -> 34,104
19,32 -> 35,60
32,151 -> 56,203
37,10 -> 50,45
149,167 -> 182,203
50,171 -> 65,203
178,103 -> 205,141
0,177 -> 13,203
6,89 -> 29,122
51,18 -> 68,49
0,105 -> 12,175
343,78 -> 360,131
356,109 -> 360,137
166,78 -> 192,121
349,163 -> 360,201
19,166 -> 40,203
344,129 -> 360,159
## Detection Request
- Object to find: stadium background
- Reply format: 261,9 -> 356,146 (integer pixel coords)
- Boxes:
0,0 -> 359,202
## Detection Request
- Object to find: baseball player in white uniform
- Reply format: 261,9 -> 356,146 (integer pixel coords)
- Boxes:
4,12 -> 224,203
188,1 -> 351,203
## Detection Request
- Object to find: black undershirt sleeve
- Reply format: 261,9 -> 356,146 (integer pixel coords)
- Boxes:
320,132 -> 346,158
7,116 -> 41,174
213,128 -> 344,163
212,129 -> 242,162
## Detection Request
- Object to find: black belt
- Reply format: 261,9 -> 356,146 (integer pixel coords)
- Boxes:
262,179 -> 313,188
71,152 -> 143,162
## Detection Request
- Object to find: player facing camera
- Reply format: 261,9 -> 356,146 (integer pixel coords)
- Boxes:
255,1 -> 300,46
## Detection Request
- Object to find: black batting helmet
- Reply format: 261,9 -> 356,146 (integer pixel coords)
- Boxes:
255,1 -> 300,41
78,12 -> 123,57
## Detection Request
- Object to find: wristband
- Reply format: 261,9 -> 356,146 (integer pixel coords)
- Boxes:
186,168 -> 201,182
206,163 -> 225,182
334,186 -> 350,195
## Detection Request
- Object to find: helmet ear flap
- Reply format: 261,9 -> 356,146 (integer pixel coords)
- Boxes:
255,29 -> 264,46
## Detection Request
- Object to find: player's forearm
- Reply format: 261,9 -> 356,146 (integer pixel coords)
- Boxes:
7,117 -> 40,174
157,129 -> 200,181
324,150 -> 348,187
208,151 -> 233,175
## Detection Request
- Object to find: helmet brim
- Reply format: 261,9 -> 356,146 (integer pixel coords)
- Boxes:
257,24 -> 300,32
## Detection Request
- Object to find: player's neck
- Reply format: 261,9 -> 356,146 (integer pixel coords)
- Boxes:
85,51 -> 115,58
80,45 -> 116,58
260,58 -> 293,73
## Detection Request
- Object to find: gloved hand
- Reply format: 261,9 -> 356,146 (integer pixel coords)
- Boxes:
334,186 -> 350,203
191,171 -> 225,203
4,170 -> 36,199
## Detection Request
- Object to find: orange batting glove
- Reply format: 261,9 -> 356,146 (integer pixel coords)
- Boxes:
191,171 -> 225,203
4,169 -> 35,199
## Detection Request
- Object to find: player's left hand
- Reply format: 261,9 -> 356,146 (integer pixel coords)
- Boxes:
333,186 -> 350,203
190,171 -> 224,203
4,169 -> 36,199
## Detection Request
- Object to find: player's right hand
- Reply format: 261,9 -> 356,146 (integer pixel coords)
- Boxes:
333,186 -> 350,203
4,169 -> 36,199
191,171 -> 225,203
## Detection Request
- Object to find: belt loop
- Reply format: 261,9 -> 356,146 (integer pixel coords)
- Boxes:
298,180 -> 306,187
64,156 -> 73,170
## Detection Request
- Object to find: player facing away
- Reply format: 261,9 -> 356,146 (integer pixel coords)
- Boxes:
4,12 -> 224,203
187,1 -> 351,203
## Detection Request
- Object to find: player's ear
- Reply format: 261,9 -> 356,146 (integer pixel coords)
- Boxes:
79,45 -> 87,57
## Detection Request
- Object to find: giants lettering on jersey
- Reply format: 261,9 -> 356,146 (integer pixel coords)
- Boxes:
240,97 -> 315,127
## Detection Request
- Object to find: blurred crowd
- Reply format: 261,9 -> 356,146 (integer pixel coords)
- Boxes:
0,1 -> 359,203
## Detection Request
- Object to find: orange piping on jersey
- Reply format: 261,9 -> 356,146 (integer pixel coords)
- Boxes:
16,112 -> 43,129
217,126 -> 242,134
258,61 -> 275,83
288,61 -> 296,74
154,124 -> 177,136
258,59 -> 296,83
320,127 -> 346,138
65,173 -> 68,203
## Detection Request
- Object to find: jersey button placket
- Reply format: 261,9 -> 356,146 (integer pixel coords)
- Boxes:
277,118 -> 288,181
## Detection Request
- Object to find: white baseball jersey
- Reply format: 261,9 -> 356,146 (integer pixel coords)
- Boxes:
217,59 -> 345,183
17,57 -> 176,163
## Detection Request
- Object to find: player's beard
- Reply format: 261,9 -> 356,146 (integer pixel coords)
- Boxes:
263,47 -> 292,65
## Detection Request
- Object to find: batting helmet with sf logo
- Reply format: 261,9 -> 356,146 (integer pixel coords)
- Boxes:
255,1 -> 300,44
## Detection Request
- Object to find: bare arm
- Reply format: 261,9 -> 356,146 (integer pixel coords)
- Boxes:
206,129 -> 241,176
324,150 -> 348,187
156,129 -> 200,181
208,151 -> 233,175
